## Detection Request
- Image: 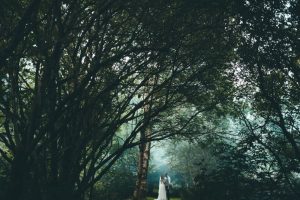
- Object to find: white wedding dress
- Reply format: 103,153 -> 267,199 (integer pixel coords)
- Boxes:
156,177 -> 167,200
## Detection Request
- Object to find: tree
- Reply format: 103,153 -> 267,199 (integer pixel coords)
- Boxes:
0,0 -> 236,200
235,0 -> 300,160
133,80 -> 154,200
89,147 -> 138,200
133,0 -> 237,197
166,110 -> 299,200
232,0 -> 300,196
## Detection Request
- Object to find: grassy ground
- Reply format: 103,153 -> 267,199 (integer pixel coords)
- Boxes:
146,198 -> 181,200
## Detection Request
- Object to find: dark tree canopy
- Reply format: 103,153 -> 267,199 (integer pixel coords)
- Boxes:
0,0 -> 299,200
0,0 -> 236,200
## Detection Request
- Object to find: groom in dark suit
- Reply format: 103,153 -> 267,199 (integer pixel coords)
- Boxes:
165,173 -> 171,200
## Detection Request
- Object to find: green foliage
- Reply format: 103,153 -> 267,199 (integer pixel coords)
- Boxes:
168,132 -> 299,200
0,158 -> 8,199
89,148 -> 137,200
0,0 -> 237,199
164,103 -> 300,200
1,0 -> 299,200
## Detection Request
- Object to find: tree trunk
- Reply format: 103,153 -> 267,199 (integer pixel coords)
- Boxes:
5,149 -> 28,200
133,126 -> 152,200
133,76 -> 157,200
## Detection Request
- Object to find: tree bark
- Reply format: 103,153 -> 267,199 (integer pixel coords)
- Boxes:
133,76 -> 155,200
5,148 -> 28,200
133,126 -> 152,200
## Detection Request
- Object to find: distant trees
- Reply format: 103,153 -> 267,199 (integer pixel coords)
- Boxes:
233,0 -> 300,197
165,2 -> 300,199
89,147 -> 137,200
166,112 -> 299,200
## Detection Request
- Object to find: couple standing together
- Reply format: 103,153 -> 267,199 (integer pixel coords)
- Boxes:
156,173 -> 171,200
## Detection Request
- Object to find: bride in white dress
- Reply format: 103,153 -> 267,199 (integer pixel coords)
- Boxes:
156,175 -> 167,200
